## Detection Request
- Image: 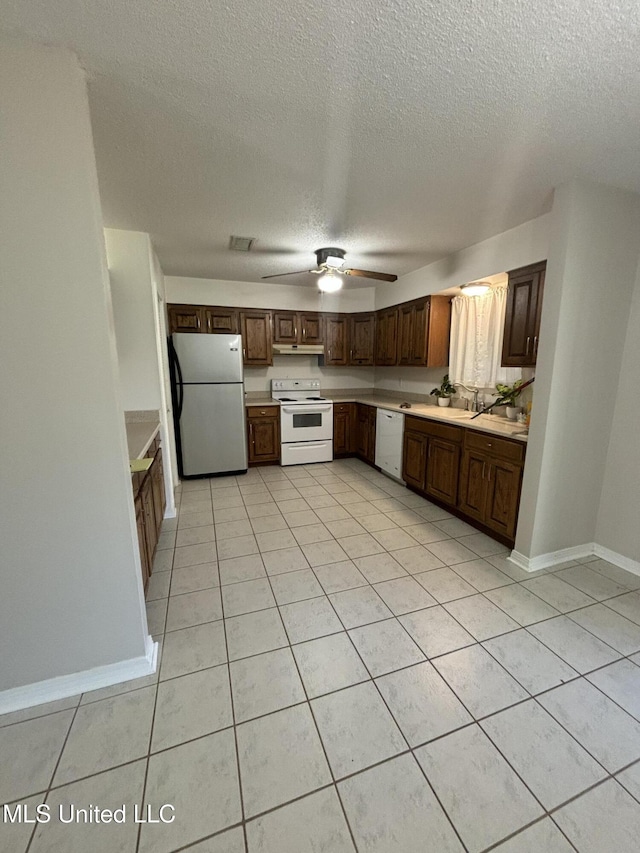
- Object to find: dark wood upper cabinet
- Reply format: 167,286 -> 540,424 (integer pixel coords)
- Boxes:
324,315 -> 349,366
241,311 -> 273,365
204,306 -> 239,334
375,307 -> 399,366
502,261 -> 546,366
273,312 -> 298,343
398,303 -> 415,365
397,296 -> 451,367
350,313 -> 376,365
299,313 -> 323,343
273,311 -> 323,344
168,304 -> 203,334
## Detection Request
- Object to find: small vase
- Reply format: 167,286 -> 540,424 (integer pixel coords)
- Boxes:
438,397 -> 451,408
506,406 -> 521,420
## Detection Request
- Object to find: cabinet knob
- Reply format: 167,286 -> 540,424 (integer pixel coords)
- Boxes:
260,411 -> 266,415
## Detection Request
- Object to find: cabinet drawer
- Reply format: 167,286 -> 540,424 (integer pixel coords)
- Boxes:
464,429 -> 525,463
334,403 -> 355,414
404,415 -> 463,445
247,405 -> 279,419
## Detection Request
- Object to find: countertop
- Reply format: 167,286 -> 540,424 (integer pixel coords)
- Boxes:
245,392 -> 528,442
125,420 -> 161,460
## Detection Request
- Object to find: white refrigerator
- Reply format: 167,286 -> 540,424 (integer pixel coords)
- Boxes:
169,333 -> 248,477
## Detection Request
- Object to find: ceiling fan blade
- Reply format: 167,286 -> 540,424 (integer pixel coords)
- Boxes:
261,269 -> 315,280
344,268 -> 398,282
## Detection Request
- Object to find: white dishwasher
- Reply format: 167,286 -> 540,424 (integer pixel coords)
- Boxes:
375,409 -> 404,482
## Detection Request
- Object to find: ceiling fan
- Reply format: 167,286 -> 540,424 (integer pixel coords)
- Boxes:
261,248 -> 397,292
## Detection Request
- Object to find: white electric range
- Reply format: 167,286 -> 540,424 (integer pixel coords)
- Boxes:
271,379 -> 334,466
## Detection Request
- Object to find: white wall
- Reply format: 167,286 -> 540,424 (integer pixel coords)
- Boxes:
516,180 -> 640,561
244,357 -> 374,393
151,250 -> 180,501
374,366 -> 445,398
595,263 -> 640,561
106,230 -> 162,410
106,229 -> 177,516
375,214 -> 551,308
166,276 -> 376,313
0,40 -> 149,696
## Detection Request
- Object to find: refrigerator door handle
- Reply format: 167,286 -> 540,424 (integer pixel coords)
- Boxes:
169,337 -> 185,419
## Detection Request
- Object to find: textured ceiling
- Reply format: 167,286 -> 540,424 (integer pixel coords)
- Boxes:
3,1 -> 640,286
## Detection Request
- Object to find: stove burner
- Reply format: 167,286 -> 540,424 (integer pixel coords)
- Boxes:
306,396 -> 325,400
279,397 -> 296,402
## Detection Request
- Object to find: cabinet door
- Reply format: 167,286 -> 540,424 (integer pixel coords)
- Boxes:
402,431 -> 428,490
241,311 -> 273,365
248,417 -> 279,463
273,312 -> 298,343
356,405 -> 371,459
136,496 -> 150,591
333,411 -> 350,456
168,304 -> 203,334
367,407 -> 377,464
425,296 -> 451,367
411,299 -> 430,364
502,262 -> 546,366
150,448 -> 166,536
205,307 -> 239,335
484,459 -> 523,539
324,316 -> 349,366
398,304 -> 415,365
300,313 -> 323,343
141,476 -> 157,569
376,308 -> 399,365
350,314 -> 375,365
458,449 -> 488,523
425,438 -> 460,506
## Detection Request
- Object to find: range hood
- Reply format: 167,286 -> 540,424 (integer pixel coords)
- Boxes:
272,344 -> 325,355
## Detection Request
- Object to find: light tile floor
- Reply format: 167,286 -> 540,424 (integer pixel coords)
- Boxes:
3,458 -> 640,852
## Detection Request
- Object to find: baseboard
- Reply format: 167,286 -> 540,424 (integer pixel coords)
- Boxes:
509,543 -> 595,573
0,635 -> 158,715
509,541 -> 640,576
593,544 -> 640,578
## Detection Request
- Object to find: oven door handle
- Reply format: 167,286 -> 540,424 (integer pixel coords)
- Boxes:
282,405 -> 333,414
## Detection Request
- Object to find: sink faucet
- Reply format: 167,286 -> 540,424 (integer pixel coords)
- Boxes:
454,383 -> 481,413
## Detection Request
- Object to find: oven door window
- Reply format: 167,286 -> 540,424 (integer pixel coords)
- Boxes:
292,412 -> 323,429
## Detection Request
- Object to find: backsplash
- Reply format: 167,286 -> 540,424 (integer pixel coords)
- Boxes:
243,356 -> 375,393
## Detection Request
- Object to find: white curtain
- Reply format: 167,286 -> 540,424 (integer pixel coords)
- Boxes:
449,287 -> 521,390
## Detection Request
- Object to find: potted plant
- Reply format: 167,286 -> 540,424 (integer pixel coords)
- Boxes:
430,374 -> 456,407
494,379 -> 525,419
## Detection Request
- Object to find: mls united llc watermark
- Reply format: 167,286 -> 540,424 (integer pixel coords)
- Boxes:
3,803 -> 175,825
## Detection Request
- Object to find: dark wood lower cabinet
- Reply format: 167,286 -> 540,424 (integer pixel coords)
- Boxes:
402,430 -> 428,490
402,415 -> 525,545
425,437 -> 461,506
333,403 -> 356,456
247,406 -> 280,465
459,451 -> 523,540
402,417 -> 462,507
356,404 -> 376,464
134,435 -> 166,594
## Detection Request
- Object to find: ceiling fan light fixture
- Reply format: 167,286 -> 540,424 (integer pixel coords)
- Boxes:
317,271 -> 343,293
460,281 -> 491,297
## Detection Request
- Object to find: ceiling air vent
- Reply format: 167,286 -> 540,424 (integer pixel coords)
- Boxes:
229,235 -> 256,252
